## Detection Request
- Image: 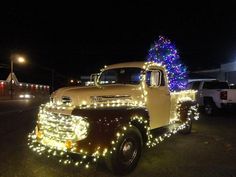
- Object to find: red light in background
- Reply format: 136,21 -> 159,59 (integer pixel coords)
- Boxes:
220,91 -> 227,100
31,84 -> 35,90
0,82 -> 5,88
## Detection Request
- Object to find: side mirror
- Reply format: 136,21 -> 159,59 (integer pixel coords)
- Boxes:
94,74 -> 100,87
90,73 -> 99,87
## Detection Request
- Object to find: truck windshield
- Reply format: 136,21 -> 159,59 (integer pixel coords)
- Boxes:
99,67 -> 142,85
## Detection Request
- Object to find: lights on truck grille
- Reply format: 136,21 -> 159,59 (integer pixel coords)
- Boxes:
73,116 -> 89,141
37,109 -> 89,150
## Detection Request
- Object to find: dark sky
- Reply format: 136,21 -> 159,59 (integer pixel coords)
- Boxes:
1,1 -> 236,87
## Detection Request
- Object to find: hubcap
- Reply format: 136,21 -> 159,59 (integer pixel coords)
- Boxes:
205,105 -> 212,114
120,138 -> 138,165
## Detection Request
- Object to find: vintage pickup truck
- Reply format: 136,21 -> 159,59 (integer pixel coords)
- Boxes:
28,61 -> 199,174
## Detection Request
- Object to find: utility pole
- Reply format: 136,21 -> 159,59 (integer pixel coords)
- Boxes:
34,64 -> 66,93
51,69 -> 55,93
10,59 -> 13,99
9,55 -> 26,99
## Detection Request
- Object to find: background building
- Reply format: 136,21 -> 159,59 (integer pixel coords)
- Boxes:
191,61 -> 236,84
0,72 -> 49,100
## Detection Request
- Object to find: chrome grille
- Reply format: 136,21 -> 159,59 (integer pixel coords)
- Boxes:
91,95 -> 131,102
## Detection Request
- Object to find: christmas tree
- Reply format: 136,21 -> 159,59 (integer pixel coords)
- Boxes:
146,36 -> 188,91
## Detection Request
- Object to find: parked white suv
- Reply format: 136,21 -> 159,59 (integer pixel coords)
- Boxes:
187,79 -> 236,115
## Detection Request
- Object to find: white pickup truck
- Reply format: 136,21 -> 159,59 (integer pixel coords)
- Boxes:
187,79 -> 236,115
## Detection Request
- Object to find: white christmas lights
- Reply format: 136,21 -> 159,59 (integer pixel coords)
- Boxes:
27,61 -> 199,169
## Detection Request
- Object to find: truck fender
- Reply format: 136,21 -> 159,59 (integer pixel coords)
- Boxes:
177,100 -> 198,122
71,107 -> 149,155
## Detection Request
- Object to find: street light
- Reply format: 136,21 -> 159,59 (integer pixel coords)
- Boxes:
17,57 -> 25,63
10,55 -> 26,99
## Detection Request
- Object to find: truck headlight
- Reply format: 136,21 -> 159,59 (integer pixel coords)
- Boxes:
73,116 -> 89,141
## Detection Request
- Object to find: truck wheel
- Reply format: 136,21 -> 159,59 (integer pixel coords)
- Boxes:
204,101 -> 215,115
178,102 -> 194,135
105,126 -> 143,175
179,118 -> 192,135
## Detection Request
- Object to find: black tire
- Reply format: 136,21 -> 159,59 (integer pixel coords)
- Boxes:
180,118 -> 192,135
204,100 -> 216,115
105,126 -> 143,175
178,101 -> 195,135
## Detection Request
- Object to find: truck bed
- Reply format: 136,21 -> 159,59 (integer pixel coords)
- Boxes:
226,89 -> 236,103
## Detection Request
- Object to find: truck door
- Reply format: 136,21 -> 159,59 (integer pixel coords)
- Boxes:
146,69 -> 171,129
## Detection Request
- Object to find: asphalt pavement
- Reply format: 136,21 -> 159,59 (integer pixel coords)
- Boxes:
0,100 -> 235,177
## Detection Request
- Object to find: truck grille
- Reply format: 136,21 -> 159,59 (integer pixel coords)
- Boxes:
38,111 -> 76,144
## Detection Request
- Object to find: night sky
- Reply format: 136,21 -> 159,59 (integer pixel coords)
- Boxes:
0,1 -> 236,88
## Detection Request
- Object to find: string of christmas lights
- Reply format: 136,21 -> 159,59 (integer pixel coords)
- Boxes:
27,61 -> 199,170
28,99 -> 199,169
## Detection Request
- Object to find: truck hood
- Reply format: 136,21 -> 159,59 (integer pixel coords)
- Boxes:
52,84 -> 143,106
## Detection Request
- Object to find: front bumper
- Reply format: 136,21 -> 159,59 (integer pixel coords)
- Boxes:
29,131 -> 79,154
28,131 -> 96,168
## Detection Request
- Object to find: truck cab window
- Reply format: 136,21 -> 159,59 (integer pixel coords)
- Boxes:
146,70 -> 165,87
99,68 -> 142,85
99,70 -> 117,84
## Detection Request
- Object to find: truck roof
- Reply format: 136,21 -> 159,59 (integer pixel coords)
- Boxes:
188,78 -> 217,82
105,61 -> 145,70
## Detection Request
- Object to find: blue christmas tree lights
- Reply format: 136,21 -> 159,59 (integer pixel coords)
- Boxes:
147,36 -> 188,91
